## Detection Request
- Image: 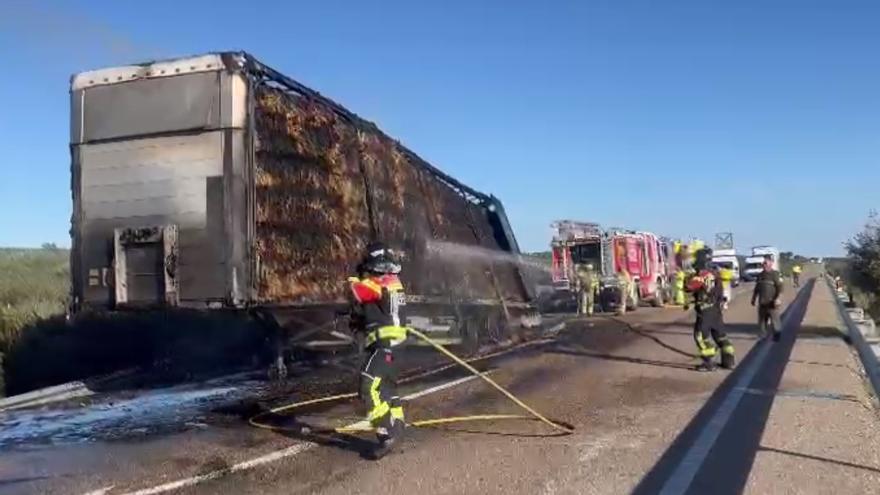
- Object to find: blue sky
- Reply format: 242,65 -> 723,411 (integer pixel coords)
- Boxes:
1,0 -> 878,256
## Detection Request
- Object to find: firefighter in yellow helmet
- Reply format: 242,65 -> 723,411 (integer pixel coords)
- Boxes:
575,263 -> 599,316
685,248 -> 735,371
617,269 -> 634,315
792,264 -> 802,288
348,242 -> 407,459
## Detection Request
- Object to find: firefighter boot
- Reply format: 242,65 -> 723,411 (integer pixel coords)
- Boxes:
696,358 -> 717,372
718,340 -> 736,369
720,351 -> 735,370
369,433 -> 395,460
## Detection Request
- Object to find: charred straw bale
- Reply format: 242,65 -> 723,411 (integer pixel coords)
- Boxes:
253,85 -> 525,304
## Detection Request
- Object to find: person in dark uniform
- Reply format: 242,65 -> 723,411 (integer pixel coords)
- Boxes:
751,255 -> 784,342
685,248 -> 736,371
348,242 -> 408,459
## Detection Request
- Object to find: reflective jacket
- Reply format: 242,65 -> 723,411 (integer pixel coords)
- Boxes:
685,270 -> 724,313
719,268 -> 734,282
576,267 -> 599,292
349,274 -> 407,346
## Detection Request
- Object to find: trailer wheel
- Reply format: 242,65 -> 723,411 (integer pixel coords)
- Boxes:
486,309 -> 508,344
460,315 -> 481,355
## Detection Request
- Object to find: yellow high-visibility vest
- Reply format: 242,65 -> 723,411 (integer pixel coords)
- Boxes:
719,268 -> 733,282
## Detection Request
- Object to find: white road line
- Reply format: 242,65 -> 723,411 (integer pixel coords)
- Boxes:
104,372 -> 486,495
337,373 -> 488,432
658,295 -> 804,495
122,444 -> 315,495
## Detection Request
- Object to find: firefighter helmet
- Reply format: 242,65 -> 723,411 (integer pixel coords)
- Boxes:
361,242 -> 402,275
694,247 -> 713,272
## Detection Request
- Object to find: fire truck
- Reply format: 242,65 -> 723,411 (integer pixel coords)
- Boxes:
550,220 -> 670,312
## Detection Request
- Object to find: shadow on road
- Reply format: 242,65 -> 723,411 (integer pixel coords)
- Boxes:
600,316 -> 697,358
0,476 -> 54,488
267,416 -> 378,459
548,347 -> 696,371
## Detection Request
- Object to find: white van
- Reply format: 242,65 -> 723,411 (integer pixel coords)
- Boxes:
711,249 -> 741,287
743,246 -> 780,281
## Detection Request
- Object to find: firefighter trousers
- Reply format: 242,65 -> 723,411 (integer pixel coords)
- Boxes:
758,304 -> 782,338
359,344 -> 404,441
578,289 -> 595,316
694,309 -> 735,367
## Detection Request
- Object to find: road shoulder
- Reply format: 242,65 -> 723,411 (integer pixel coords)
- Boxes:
745,277 -> 880,494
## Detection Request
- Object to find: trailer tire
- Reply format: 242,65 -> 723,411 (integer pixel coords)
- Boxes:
486,309 -> 506,344
461,315 -> 481,355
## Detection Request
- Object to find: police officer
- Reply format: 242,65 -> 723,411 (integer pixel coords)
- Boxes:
752,255 -> 784,342
685,248 -> 735,371
575,263 -> 599,316
348,242 -> 407,458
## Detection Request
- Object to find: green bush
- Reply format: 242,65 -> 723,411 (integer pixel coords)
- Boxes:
0,247 -> 70,395
844,213 -> 880,320
0,247 -> 70,356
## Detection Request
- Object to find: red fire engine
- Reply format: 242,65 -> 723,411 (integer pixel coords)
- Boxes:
550,220 -> 670,312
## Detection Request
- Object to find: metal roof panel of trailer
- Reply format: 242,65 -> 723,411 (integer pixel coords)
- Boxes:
71,51 -> 492,206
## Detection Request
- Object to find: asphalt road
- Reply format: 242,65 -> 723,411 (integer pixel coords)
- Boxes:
2,273 -> 878,494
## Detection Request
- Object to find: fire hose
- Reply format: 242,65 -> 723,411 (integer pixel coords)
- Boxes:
249,327 -> 574,436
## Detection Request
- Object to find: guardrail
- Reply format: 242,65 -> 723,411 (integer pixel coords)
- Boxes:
0,381 -> 93,412
826,276 -> 880,399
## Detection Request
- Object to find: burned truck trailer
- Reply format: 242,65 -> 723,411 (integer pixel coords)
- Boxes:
69,52 -> 534,361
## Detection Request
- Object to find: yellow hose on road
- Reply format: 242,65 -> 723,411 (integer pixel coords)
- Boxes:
249,328 -> 574,436
406,328 -> 573,434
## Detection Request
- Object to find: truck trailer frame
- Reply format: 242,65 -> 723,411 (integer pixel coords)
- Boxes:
69,52 -> 535,368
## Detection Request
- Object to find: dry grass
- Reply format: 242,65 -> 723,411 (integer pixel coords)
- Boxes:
0,247 -> 69,356
0,248 -> 271,396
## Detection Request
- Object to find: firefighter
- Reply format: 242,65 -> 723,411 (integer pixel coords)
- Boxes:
673,269 -> 686,306
678,244 -> 692,272
792,264 -> 802,288
752,255 -> 784,342
718,264 -> 733,310
575,263 -> 599,316
348,242 -> 407,459
685,248 -> 735,371
617,269 -> 633,315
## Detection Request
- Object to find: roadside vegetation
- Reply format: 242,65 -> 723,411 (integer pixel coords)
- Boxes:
0,246 -> 69,396
0,246 -> 270,396
841,213 -> 880,320
0,246 -> 70,355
